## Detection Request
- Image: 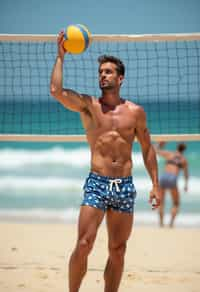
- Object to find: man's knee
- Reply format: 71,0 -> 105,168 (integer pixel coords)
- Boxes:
75,236 -> 95,257
108,242 -> 127,262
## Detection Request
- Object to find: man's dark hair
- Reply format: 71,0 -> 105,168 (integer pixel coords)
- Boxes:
98,55 -> 125,76
177,143 -> 187,153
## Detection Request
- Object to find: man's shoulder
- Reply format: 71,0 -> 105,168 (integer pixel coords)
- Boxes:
81,94 -> 97,106
126,100 -> 145,114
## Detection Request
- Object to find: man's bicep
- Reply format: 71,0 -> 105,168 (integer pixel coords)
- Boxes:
135,107 -> 151,150
58,89 -> 90,112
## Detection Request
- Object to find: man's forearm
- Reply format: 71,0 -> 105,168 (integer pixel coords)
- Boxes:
143,145 -> 159,187
50,55 -> 64,96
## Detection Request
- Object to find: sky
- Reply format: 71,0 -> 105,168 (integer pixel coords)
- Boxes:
0,0 -> 200,35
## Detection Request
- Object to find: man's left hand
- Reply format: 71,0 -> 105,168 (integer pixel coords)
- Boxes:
149,185 -> 161,210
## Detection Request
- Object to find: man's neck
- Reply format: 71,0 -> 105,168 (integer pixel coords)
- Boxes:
101,91 -> 121,106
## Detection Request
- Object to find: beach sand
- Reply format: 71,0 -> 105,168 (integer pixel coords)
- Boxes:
0,222 -> 200,292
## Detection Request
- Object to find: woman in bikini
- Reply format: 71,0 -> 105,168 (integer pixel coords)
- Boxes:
155,142 -> 189,227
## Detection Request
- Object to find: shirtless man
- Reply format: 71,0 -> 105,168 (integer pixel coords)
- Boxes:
50,31 -> 160,292
154,142 -> 189,228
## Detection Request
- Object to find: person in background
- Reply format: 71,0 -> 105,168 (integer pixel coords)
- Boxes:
154,142 -> 189,228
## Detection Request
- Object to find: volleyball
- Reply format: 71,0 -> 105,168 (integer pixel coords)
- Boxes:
63,24 -> 91,54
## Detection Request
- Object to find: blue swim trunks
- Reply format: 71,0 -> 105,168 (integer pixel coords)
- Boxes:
81,172 -> 137,213
159,172 -> 178,189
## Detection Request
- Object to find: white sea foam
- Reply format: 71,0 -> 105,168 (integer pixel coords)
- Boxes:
0,147 -> 90,168
135,211 -> 200,228
134,176 -> 200,196
0,208 -> 200,227
0,176 -> 199,196
0,208 -> 79,223
0,147 -> 146,169
0,176 -> 83,193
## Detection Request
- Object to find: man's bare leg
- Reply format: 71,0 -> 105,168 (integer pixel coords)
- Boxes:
104,210 -> 133,292
69,206 -> 104,292
104,244 -> 126,292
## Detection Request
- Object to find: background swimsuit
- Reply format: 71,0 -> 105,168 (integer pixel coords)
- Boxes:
160,155 -> 182,189
159,172 -> 178,189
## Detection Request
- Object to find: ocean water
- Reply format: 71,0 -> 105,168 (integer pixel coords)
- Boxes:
0,141 -> 199,228
1,40 -> 200,136
0,39 -> 200,228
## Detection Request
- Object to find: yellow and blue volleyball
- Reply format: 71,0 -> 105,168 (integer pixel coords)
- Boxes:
63,24 -> 91,54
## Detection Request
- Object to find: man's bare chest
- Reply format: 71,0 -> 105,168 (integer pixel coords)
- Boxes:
93,104 -> 136,132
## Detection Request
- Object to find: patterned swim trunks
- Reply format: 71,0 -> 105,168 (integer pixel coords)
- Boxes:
81,172 -> 137,213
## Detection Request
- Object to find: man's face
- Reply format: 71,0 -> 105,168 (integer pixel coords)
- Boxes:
98,62 -> 124,90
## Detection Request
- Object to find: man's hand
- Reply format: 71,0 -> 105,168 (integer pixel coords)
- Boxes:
149,185 -> 161,210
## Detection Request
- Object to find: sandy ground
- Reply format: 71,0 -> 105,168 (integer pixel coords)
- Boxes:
0,222 -> 200,292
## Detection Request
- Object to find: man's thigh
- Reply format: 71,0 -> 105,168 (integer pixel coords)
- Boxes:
106,210 -> 133,247
77,205 -> 105,241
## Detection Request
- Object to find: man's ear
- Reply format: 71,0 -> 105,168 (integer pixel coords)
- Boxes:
119,75 -> 124,86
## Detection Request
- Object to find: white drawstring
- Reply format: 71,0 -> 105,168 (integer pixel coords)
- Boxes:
109,179 -> 122,192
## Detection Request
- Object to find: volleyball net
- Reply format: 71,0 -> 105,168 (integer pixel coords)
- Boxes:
0,33 -> 200,142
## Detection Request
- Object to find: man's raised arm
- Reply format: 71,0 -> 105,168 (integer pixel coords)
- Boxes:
50,31 -> 89,112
